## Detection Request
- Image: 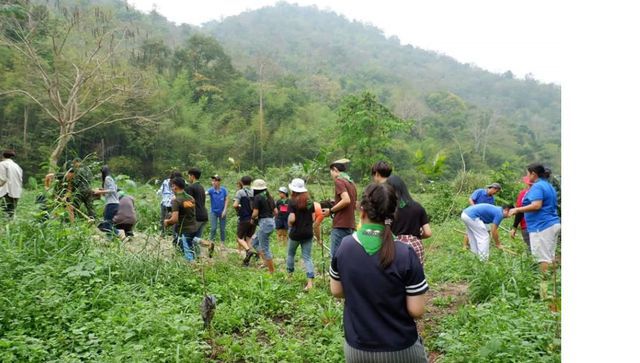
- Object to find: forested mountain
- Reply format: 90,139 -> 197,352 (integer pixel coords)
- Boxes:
0,0 -> 560,183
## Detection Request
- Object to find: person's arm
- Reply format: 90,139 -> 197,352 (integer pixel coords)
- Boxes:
252,196 -> 259,220
164,211 -> 179,227
323,191 -> 350,217
509,200 -> 543,216
222,193 -> 229,218
510,213 -> 524,238
288,212 -> 296,227
406,294 -> 428,318
420,224 -> 432,239
491,224 -> 502,248
468,198 -> 475,205
330,279 -> 344,298
0,164 -> 6,187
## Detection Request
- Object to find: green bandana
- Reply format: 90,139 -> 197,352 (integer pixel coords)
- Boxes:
398,199 -> 407,208
337,172 -> 353,184
356,223 -> 385,255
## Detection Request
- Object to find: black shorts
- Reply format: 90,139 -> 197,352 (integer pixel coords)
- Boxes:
275,216 -> 289,230
237,220 -> 256,239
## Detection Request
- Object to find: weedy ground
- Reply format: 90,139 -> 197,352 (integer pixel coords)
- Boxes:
0,186 -> 560,362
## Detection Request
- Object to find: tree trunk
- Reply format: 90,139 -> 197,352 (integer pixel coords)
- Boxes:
48,124 -> 73,172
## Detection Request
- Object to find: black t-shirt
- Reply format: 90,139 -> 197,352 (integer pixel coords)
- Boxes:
330,235 -> 428,352
392,201 -> 430,238
254,192 -> 274,219
288,200 -> 314,241
186,182 -> 208,222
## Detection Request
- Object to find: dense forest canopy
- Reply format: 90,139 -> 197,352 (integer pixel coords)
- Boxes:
0,0 -> 560,183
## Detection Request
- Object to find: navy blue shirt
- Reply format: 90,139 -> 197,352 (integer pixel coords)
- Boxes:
330,234 -> 428,352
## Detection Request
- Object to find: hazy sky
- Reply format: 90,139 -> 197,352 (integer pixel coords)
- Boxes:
128,0 -> 562,85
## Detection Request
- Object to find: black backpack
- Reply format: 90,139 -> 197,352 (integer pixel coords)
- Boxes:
238,188 -> 253,219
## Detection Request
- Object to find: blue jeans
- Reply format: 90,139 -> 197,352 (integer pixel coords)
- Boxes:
286,237 -> 315,278
257,218 -> 275,259
209,212 -> 226,243
330,228 -> 353,259
179,231 -> 197,262
99,203 -> 119,235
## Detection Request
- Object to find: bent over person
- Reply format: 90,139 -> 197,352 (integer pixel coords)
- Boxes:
330,183 -> 429,362
461,203 -> 513,261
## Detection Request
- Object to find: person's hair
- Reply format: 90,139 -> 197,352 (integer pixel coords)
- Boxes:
254,189 -> 275,210
385,175 -> 413,206
329,162 -> 347,172
187,167 -> 201,180
2,150 -> 16,158
527,163 -> 546,178
170,170 -> 182,179
170,176 -> 186,190
502,204 -> 514,210
360,183 -> 398,268
371,160 -> 392,178
240,175 -> 252,186
543,167 -> 552,179
292,191 -> 310,210
101,165 -> 111,188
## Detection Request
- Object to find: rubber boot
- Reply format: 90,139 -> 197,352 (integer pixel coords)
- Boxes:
265,258 -> 275,274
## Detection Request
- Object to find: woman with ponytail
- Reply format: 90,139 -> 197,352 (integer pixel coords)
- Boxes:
330,183 -> 429,362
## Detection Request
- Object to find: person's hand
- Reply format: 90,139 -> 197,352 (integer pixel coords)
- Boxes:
322,208 -> 330,217
221,211 -> 226,219
509,228 -> 517,239
508,208 -> 518,217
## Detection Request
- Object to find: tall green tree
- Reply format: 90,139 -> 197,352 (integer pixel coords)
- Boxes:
336,91 -> 411,177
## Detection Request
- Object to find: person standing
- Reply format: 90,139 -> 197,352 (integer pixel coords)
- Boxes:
461,203 -> 513,261
286,178 -> 316,291
186,168 -> 208,256
94,165 -> 119,235
322,159 -> 357,258
386,175 -> 432,264
0,149 -> 23,218
207,174 -> 228,247
163,177 -> 198,262
275,186 -> 290,245
508,163 -> 561,276
251,179 -> 277,273
371,160 -> 392,184
510,176 -> 534,252
234,176 -> 258,265
158,171 -> 180,233
330,183 -> 429,362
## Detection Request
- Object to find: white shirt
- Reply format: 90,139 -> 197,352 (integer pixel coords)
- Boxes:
0,158 -> 23,198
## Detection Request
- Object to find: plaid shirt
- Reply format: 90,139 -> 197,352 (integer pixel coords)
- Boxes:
397,234 -> 425,264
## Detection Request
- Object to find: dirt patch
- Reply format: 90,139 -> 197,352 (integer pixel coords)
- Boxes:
419,282 -> 469,363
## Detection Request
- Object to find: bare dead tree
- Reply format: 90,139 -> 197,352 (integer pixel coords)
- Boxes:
0,2 -> 157,171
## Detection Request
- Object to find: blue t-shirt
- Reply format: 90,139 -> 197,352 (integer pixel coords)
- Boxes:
470,188 -> 495,205
207,186 -> 228,215
464,204 -> 504,225
523,179 -> 560,232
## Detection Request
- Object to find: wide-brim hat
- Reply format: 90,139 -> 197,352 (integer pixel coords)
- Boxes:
288,178 -> 307,193
252,179 -> 268,190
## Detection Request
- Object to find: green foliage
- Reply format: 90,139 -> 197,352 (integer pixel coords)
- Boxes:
336,91 -> 411,177
434,299 -> 560,362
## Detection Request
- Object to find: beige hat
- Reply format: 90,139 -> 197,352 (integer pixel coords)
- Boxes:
252,179 -> 268,190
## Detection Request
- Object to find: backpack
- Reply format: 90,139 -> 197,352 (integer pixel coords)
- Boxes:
237,188 -> 253,219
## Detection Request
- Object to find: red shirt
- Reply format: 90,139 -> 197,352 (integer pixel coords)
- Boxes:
516,187 -> 529,229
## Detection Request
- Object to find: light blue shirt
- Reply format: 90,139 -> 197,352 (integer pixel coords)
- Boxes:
470,188 -> 495,205
157,179 -> 173,207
